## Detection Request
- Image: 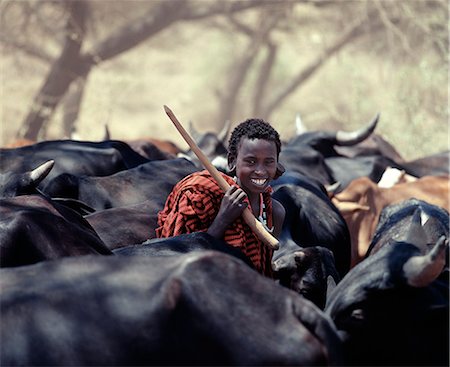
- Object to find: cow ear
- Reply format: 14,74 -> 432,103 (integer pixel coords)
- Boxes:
294,251 -> 306,266
326,275 -> 337,295
333,199 -> 369,214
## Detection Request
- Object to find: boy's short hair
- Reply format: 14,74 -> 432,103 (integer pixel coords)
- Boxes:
228,118 -> 281,158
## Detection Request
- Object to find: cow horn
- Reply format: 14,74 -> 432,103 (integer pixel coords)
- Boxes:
403,236 -> 448,287
28,160 -> 55,184
294,250 -> 306,265
325,181 -> 341,197
295,113 -> 307,135
335,113 -> 379,146
188,121 -> 202,143
103,123 -> 111,141
218,120 -> 231,144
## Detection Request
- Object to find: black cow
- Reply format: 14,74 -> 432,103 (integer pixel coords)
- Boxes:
181,120 -> 231,171
401,150 -> 450,177
1,251 -> 342,365
44,158 -> 199,210
279,114 -> 379,185
334,133 -> 405,162
114,232 -> 255,268
324,154 -> 404,192
272,171 -> 351,277
269,171 -> 350,309
0,159 -> 54,198
325,199 -> 449,366
0,139 -> 149,190
0,159 -> 95,216
85,200 -> 157,250
0,194 -> 112,267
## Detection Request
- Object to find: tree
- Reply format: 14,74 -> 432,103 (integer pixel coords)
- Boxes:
13,0 -> 286,140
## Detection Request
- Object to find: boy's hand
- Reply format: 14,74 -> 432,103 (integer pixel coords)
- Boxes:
207,186 -> 248,239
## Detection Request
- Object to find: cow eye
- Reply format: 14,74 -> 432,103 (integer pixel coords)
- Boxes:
350,308 -> 365,321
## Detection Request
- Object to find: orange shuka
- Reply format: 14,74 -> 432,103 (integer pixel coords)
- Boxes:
156,170 -> 274,277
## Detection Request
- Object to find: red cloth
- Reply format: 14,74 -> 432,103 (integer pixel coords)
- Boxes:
156,170 -> 274,277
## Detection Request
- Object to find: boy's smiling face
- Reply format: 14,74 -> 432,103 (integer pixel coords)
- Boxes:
231,137 -> 278,196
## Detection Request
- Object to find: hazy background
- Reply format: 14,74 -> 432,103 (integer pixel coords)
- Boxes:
1,0 -> 448,160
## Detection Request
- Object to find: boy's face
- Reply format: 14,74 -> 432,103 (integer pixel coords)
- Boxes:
230,137 -> 278,195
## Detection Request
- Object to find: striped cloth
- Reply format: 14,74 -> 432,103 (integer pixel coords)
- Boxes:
155,170 -> 274,277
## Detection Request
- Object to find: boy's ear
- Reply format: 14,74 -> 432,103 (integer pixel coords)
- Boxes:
227,154 -> 236,175
274,162 -> 285,179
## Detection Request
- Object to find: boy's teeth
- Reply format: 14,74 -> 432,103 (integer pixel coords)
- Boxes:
251,179 -> 266,185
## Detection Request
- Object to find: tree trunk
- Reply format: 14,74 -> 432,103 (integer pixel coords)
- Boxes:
17,1 -> 88,140
61,76 -> 86,139
251,42 -> 277,117
217,12 -> 280,124
17,0 -> 274,140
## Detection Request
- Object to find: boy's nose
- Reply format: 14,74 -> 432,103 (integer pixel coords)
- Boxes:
254,165 -> 266,174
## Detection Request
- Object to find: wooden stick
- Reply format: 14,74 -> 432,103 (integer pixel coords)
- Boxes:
164,105 -> 279,250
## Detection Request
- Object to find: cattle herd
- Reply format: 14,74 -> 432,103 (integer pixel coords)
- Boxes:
0,115 -> 448,366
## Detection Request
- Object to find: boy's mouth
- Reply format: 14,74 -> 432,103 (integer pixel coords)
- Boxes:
251,178 -> 268,186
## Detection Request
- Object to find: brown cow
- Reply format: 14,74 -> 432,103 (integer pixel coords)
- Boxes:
2,138 -> 35,148
331,175 -> 450,267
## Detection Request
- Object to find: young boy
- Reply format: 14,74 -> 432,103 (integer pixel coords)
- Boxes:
155,118 -> 286,277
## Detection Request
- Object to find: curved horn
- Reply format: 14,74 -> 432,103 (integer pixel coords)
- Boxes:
325,181 -> 341,197
102,123 -> 111,141
335,113 -> 379,146
188,120 -> 202,143
295,113 -> 307,135
28,160 -> 55,185
403,236 -> 448,287
217,120 -> 231,144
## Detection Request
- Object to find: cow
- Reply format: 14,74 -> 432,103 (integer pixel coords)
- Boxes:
334,133 -> 405,163
401,150 -> 450,177
125,138 -> 178,160
324,154 -> 404,192
377,166 -> 417,188
0,159 -> 54,198
269,171 -> 350,308
113,232 -> 255,269
0,139 -> 149,190
272,171 -> 351,277
1,251 -> 343,365
85,200 -> 158,250
0,194 -> 112,267
279,113 -> 380,185
325,199 -> 449,366
331,175 -> 450,267
180,120 -> 231,171
44,158 -> 199,210
2,138 -> 36,148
